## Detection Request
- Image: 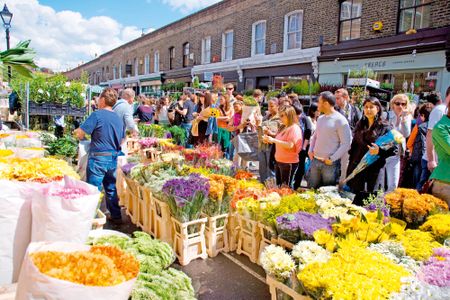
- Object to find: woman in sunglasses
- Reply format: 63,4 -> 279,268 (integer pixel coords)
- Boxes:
379,94 -> 412,191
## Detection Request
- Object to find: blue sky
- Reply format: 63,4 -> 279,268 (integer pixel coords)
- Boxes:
5,0 -> 220,71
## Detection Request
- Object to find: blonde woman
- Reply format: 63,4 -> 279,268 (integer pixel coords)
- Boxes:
263,105 -> 303,187
379,94 -> 412,191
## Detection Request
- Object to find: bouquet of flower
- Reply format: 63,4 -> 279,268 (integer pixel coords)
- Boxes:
291,241 -> 331,270
230,188 -> 265,211
240,96 -> 260,127
298,244 -> 411,299
391,277 -> 450,300
206,174 -> 239,216
396,229 -> 442,261
343,129 -> 405,183
315,193 -> 367,222
385,188 -> 449,225
234,169 -> 254,180
368,241 -> 421,273
420,214 -> 450,243
206,159 -> 235,176
139,137 -> 158,149
260,245 -> 295,283
418,247 -> 450,287
162,173 -> 209,223
277,212 -> 333,244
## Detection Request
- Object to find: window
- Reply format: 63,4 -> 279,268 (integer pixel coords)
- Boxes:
144,55 -> 150,74
183,43 -> 190,67
398,0 -> 431,33
119,63 -> 122,78
134,58 -> 138,76
113,65 -> 116,80
169,47 -> 175,70
252,21 -> 266,56
339,0 -> 362,41
222,30 -> 233,61
154,51 -> 160,72
201,36 -> 211,64
284,11 -> 303,51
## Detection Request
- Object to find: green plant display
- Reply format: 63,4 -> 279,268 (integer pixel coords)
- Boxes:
43,134 -> 78,161
293,79 -> 310,96
265,90 -> 281,99
348,67 -> 377,80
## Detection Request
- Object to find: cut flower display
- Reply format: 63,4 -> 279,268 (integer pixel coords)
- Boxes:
260,245 -> 295,282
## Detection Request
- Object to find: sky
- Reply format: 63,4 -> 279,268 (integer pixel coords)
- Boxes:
2,0 -> 220,72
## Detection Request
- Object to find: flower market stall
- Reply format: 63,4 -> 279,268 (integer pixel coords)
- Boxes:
115,131 -> 450,300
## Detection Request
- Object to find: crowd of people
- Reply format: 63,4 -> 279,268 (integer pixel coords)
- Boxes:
76,84 -> 450,222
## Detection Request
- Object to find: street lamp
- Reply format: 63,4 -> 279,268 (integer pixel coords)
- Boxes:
0,4 -> 13,80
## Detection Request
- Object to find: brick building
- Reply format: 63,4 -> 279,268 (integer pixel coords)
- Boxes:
64,0 -> 450,96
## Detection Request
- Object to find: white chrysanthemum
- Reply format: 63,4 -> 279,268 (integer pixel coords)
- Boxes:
292,241 -> 330,270
260,245 -> 295,281
390,277 -> 450,300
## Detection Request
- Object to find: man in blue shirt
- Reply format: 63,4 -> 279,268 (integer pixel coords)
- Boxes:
74,88 -> 125,224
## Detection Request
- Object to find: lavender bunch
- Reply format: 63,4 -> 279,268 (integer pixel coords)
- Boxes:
162,173 -> 210,222
363,191 -> 390,220
121,162 -> 137,176
276,212 -> 333,244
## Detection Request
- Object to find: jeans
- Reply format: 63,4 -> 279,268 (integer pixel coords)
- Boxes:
87,155 -> 121,219
276,162 -> 298,187
307,158 -> 339,189
384,155 -> 401,192
413,159 -> 430,191
258,149 -> 275,183
181,122 -> 193,148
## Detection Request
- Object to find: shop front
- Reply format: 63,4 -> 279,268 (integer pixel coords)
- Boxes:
139,74 -> 162,96
319,50 -> 449,98
163,68 -> 193,87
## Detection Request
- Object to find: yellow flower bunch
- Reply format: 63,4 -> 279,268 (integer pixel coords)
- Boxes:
15,135 -> 29,139
208,178 -> 225,202
188,166 -> 212,176
238,179 -> 264,190
209,108 -> 221,118
298,244 -> 410,299
314,213 -> 393,252
396,229 -> 441,261
0,157 -> 79,182
420,214 -> 450,243
0,149 -> 13,157
30,246 -> 139,286
0,133 -> 11,138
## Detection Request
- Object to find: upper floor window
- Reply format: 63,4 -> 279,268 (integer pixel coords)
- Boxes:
339,0 -> 362,41
201,36 -> 211,64
183,43 -> 190,67
222,30 -> 233,61
119,63 -> 122,78
398,0 -> 431,33
144,55 -> 150,74
284,11 -> 303,51
252,21 -> 266,56
113,65 -> 116,80
154,51 -> 160,72
169,47 -> 175,70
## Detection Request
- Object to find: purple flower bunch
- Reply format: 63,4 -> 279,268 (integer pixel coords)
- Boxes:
121,162 -> 137,175
139,137 -> 158,148
418,247 -> 450,287
162,173 -> 210,207
277,212 -> 333,238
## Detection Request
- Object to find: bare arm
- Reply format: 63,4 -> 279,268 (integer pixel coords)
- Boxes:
426,129 -> 437,171
74,128 -> 85,140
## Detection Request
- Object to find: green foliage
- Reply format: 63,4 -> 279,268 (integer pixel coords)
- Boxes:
265,90 -> 281,99
349,67 -> 377,80
311,81 -> 321,95
293,79 -> 310,96
165,125 -> 186,145
44,134 -> 78,160
380,82 -> 394,90
0,40 -> 37,78
192,76 -> 200,89
282,80 -> 321,95
243,89 -> 254,96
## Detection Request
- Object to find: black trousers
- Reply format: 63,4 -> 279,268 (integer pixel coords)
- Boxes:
276,162 -> 298,187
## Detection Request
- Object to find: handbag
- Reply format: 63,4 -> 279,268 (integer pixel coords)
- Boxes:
231,132 -> 259,161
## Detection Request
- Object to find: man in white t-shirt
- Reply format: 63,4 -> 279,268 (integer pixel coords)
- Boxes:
426,87 -> 450,172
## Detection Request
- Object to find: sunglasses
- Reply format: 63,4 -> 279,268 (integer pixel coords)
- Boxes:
394,102 -> 407,107
226,87 -> 234,90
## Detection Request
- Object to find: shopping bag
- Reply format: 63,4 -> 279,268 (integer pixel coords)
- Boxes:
232,132 -> 259,161
31,176 -> 100,244
16,242 -> 137,300
0,181 -> 35,284
77,140 -> 90,181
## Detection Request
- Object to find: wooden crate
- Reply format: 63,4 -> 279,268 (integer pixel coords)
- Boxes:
236,214 -> 261,263
266,276 -> 310,300
171,217 -> 208,266
92,209 -> 106,230
116,167 -> 127,206
153,196 -> 173,245
124,177 -> 140,224
139,185 -> 155,235
204,213 -> 229,257
140,148 -> 161,163
127,138 -> 140,154
258,223 -> 277,265
137,184 -> 152,231
227,213 -> 240,252
276,237 -> 294,250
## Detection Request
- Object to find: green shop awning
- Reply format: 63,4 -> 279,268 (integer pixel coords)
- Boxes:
140,76 -> 161,82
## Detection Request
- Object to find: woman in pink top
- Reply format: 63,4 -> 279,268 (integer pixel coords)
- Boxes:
263,105 -> 302,187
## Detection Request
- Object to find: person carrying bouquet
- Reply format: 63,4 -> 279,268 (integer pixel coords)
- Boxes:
346,97 -> 398,205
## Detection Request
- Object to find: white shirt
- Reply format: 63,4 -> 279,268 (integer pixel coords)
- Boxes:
428,104 -> 447,130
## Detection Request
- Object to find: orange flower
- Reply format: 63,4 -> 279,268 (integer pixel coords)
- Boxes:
30,246 -> 139,286
235,170 -> 253,180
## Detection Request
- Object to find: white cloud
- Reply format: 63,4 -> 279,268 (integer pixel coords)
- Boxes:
162,0 -> 220,14
3,0 -> 143,72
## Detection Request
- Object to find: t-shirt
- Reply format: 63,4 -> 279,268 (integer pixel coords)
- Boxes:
431,115 -> 450,183
428,104 -> 447,130
217,107 -> 234,129
80,109 -> 125,153
136,105 -> 153,123
275,124 -> 303,163
183,100 -> 196,123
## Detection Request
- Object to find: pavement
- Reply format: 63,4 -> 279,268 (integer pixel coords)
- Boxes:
104,207 -> 271,300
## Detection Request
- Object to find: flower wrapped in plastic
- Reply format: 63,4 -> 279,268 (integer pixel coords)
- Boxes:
260,245 -> 295,283
292,241 -> 331,270
343,129 -> 405,183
